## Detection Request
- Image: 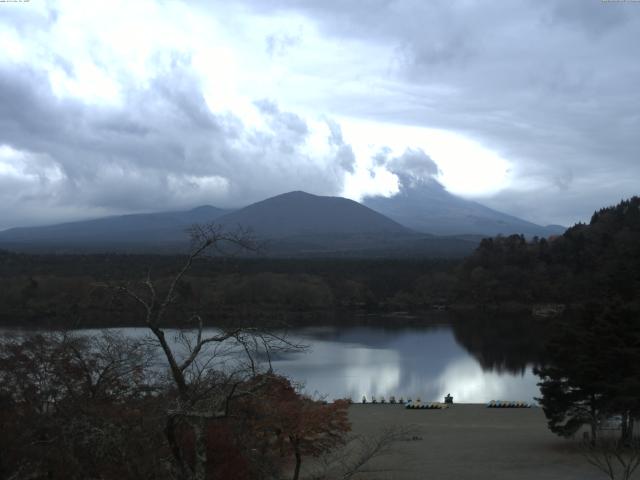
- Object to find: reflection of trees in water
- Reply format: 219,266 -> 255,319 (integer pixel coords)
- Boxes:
450,312 -> 548,374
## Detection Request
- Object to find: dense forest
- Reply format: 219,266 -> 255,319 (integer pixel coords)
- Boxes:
458,196 -> 640,306
0,254 -> 458,327
1,197 -> 639,328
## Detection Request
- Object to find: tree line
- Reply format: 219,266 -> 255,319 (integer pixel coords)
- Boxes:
457,196 -> 640,306
0,253 -> 459,328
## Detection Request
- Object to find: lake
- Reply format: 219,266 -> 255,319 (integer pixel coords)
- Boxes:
270,324 -> 541,404
3,320 -> 541,404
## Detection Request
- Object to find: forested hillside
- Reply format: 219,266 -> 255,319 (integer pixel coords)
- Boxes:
457,197 -> 640,305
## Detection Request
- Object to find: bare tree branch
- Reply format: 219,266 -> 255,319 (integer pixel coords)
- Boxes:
307,425 -> 419,480
582,436 -> 640,480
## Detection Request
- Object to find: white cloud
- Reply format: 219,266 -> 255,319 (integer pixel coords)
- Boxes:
1,0 -> 638,229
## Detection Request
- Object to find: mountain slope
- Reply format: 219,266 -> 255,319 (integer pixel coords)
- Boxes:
363,180 -> 565,237
0,206 -> 228,251
0,191 -> 480,257
216,191 -> 412,238
212,191 -> 478,257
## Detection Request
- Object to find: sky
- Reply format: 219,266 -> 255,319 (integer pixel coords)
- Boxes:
0,0 -> 639,230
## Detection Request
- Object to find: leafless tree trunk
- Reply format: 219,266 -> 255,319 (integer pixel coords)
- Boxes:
582,436 -> 640,480
101,223 -> 301,480
308,426 -> 419,480
292,438 -> 303,480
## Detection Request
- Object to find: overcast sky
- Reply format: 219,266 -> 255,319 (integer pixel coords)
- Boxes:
1,0 -> 639,230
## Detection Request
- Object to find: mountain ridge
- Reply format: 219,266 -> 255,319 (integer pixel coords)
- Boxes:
0,189 -> 561,256
0,205 -> 229,246
214,190 -> 413,238
363,180 -> 565,237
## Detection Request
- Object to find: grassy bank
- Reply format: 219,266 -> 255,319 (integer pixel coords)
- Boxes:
345,404 -> 600,480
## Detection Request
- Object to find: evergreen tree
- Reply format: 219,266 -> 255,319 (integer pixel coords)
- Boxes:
536,304 -> 640,444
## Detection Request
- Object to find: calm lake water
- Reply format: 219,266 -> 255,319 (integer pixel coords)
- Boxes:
3,322 -> 541,404
270,325 -> 541,404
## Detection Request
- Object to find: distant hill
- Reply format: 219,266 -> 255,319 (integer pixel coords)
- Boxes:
0,191 -> 479,257
213,191 -> 478,257
0,206 -> 229,252
363,179 -> 565,237
216,191 -> 411,237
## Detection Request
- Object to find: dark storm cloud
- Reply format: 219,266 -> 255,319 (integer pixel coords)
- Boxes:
326,119 -> 356,173
235,0 -> 640,225
371,146 -> 439,188
3,0 -> 639,229
548,0 -> 630,34
387,149 -> 439,187
0,60 -> 351,229
372,147 -> 392,167
255,99 -> 309,139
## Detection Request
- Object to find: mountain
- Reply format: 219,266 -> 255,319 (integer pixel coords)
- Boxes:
213,191 -> 464,256
0,205 -> 229,252
0,191 -> 479,257
216,191 -> 411,237
363,180 -> 565,237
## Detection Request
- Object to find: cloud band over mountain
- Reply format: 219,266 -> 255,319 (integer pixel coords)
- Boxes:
1,0 -> 639,230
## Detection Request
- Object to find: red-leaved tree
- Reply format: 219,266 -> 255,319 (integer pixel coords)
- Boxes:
235,374 -> 351,480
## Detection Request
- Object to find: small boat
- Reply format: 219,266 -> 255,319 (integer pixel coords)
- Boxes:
487,400 -> 531,408
406,402 -> 448,410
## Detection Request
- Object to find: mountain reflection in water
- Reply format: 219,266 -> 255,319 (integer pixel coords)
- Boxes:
272,319 -> 544,403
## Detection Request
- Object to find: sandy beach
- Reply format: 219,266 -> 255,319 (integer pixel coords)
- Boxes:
346,404 -> 605,480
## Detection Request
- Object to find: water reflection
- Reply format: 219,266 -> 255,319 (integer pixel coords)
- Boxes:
272,324 -> 541,403
450,314 -> 546,374
435,357 -> 538,403
1,319 -> 544,404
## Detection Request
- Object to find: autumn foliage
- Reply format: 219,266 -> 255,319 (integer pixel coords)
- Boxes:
235,374 -> 351,480
0,334 -> 351,480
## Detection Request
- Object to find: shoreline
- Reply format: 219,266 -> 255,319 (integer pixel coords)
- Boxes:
0,303 -> 557,330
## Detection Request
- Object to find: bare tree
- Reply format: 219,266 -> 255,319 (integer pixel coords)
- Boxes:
307,426 -> 419,480
582,436 -> 640,480
102,224 -> 301,480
